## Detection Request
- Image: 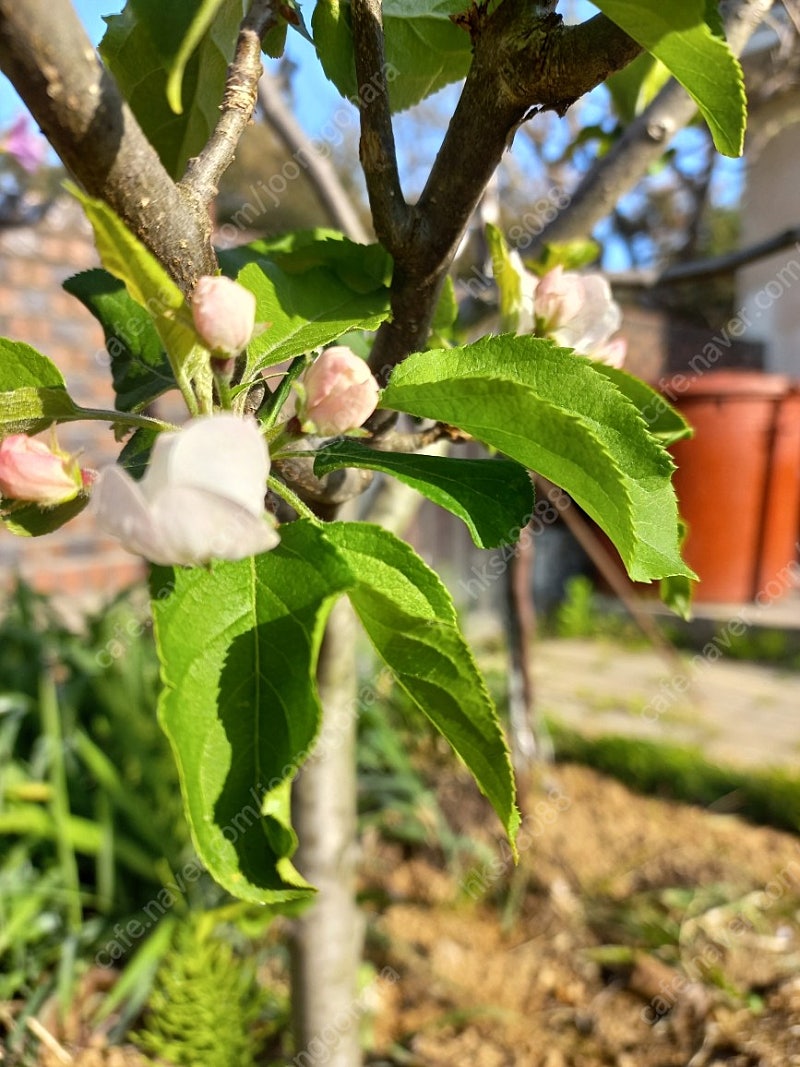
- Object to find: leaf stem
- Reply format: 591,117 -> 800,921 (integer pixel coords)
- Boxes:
213,369 -> 234,411
259,354 -> 309,430
267,475 -> 321,524
73,407 -> 177,433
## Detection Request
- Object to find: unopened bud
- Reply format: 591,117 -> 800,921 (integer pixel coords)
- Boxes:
300,346 -> 380,436
191,276 -> 257,357
0,434 -> 84,506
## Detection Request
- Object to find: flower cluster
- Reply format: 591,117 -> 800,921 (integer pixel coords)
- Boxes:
2,273 -> 381,567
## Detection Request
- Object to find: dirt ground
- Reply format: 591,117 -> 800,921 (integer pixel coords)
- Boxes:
361,763 -> 800,1067
24,764 -> 800,1067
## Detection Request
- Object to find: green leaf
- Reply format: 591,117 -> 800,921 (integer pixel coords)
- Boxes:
314,439 -> 533,548
151,522 -> 354,903
660,571 -> 693,620
589,0 -> 746,156
219,230 -> 392,293
605,53 -> 671,123
312,0 -> 472,113
118,427 -> 159,480
0,339 -> 81,434
1,494 -> 90,537
592,365 -> 692,445
71,186 -> 210,411
63,270 -> 175,413
237,259 -> 390,377
325,522 -> 519,848
381,336 -> 694,583
487,223 -> 524,334
100,0 -> 244,178
530,240 -> 601,276
430,275 -> 458,345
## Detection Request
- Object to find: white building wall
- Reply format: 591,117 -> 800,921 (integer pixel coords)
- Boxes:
737,119 -> 800,378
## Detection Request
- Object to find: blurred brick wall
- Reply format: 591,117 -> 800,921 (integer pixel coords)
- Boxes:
0,199 -> 145,600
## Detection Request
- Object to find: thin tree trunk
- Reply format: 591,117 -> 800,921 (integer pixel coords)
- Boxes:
291,594 -> 364,1067
504,518 -> 540,793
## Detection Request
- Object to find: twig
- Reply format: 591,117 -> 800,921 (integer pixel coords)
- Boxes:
25,1018 -> 72,1065
257,72 -> 370,242
533,474 -> 687,680
368,422 -> 467,453
182,0 -> 278,204
350,0 -> 409,249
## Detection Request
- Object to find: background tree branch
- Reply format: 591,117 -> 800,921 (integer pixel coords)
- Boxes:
610,226 -> 800,288
529,0 -> 774,254
257,71 -> 369,243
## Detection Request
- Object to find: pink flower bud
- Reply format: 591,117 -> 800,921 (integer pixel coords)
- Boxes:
300,347 -> 380,436
191,276 -> 257,356
0,434 -> 83,506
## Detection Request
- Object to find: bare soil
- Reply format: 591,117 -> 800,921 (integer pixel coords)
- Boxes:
24,764 -> 800,1066
362,763 -> 800,1067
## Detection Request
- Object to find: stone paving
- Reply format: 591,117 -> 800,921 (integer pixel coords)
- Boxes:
534,635 -> 800,771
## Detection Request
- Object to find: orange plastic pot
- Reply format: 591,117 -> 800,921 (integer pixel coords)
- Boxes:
666,370 -> 800,603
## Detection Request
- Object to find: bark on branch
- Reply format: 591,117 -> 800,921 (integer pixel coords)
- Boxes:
0,0 -> 215,293
181,0 -> 278,206
365,6 -> 641,393
351,0 -> 409,248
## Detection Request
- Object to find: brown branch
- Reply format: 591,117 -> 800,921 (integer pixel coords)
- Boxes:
609,226 -> 800,288
181,0 -> 278,205
350,0 -> 410,250
0,0 -> 216,292
366,6 -> 642,396
528,0 -> 774,254
256,72 -> 370,243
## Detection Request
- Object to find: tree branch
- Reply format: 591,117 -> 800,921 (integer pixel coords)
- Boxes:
528,0 -> 774,253
0,0 -> 216,293
257,71 -> 370,243
366,6 -> 641,392
350,0 -> 410,249
609,226 -> 800,288
181,0 -> 278,205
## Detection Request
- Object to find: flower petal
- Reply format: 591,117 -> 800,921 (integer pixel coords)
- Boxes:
92,465 -> 175,565
150,486 -> 279,566
142,415 -> 269,518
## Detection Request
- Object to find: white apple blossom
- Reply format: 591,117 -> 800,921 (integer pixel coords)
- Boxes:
500,252 -> 626,368
536,267 -> 622,358
92,415 -> 278,566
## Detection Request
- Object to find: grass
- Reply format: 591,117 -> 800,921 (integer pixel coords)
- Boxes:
546,719 -> 800,835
